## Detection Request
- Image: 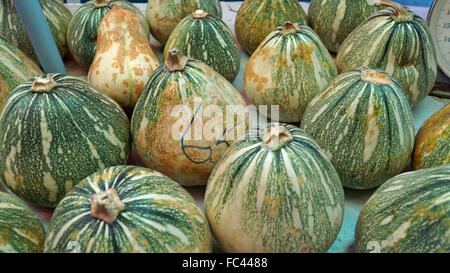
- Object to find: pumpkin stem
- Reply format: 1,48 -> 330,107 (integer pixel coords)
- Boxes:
193,10 -> 208,19
90,189 -> 125,224
374,0 -> 412,22
261,126 -> 293,151
165,49 -> 188,72
94,0 -> 109,8
282,22 -> 298,32
361,69 -> 393,85
30,77 -> 57,93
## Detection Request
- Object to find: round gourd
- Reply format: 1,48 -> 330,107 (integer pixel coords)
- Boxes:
355,165 -> 450,253
300,68 -> 415,189
0,0 -> 72,63
308,0 -> 381,53
164,10 -> 240,83
67,0 -> 150,70
131,50 -> 248,187
0,73 -> 131,208
205,123 -> 345,253
235,0 -> 308,55
0,192 -> 46,253
146,0 -> 222,45
336,0 -> 437,107
244,22 -> 337,123
413,104 -> 450,170
44,165 -> 212,253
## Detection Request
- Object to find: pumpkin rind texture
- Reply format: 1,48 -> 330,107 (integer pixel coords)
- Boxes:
301,68 -> 415,189
44,165 -> 212,253
0,73 -> 131,208
88,7 -> 160,112
0,192 -> 46,253
67,0 -> 150,70
308,0 -> 381,53
131,51 -> 248,186
146,0 -> 222,45
336,5 -> 438,107
0,0 -> 72,62
355,165 -> 450,253
413,104 -> 450,170
244,22 -> 337,122
164,11 -> 241,83
235,0 -> 308,55
205,124 -> 345,252
0,36 -> 42,111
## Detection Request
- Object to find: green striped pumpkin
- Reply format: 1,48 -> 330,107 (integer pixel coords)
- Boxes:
244,22 -> 337,123
0,35 -> 42,111
308,0 -> 382,53
67,0 -> 150,70
44,165 -> 212,253
0,0 -> 72,63
355,165 -> 450,253
235,0 -> 308,55
164,10 -> 240,83
300,68 -> 415,189
0,192 -> 46,253
0,177 -> 7,192
205,123 -> 345,253
336,0 -> 437,107
413,104 -> 450,170
146,0 -> 222,45
0,73 -> 131,208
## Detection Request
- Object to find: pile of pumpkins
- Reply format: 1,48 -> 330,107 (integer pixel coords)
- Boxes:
0,0 -> 448,253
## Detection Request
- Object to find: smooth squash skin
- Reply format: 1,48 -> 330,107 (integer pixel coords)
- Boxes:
301,68 -> 415,190
336,0 -> 437,107
204,124 -> 344,253
131,50 -> 248,187
244,22 -> 337,122
355,165 -> 450,253
67,0 -> 150,70
308,0 -> 382,53
235,0 -> 308,55
0,73 -> 131,208
0,192 -> 46,253
413,104 -> 450,170
44,165 -> 212,253
164,10 -> 240,83
0,0 -> 72,63
146,0 -> 222,45
88,7 -> 160,112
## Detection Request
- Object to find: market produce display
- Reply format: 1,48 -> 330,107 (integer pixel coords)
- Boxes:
88,7 -> 160,112
0,0 -> 72,63
235,0 -> 308,55
67,0 -> 149,70
301,68 -> 415,189
44,165 -> 212,253
336,0 -> 438,107
0,73 -> 131,208
205,124 -> 345,252
355,165 -> 450,253
244,22 -> 336,123
146,0 -> 222,45
413,103 -> 450,170
0,192 -> 46,253
164,10 -> 240,83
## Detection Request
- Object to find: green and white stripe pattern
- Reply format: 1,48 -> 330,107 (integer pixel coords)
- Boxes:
301,68 -> 415,189
0,73 -> 131,208
205,123 -> 344,253
336,4 -> 438,107
0,35 -> 42,111
355,165 -> 450,253
67,0 -> 150,70
164,10 -> 240,83
0,0 -> 72,62
244,22 -> 337,122
44,165 -> 212,253
0,192 -> 46,253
